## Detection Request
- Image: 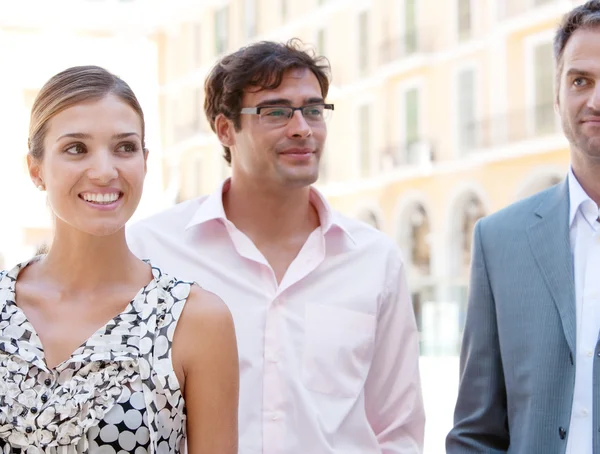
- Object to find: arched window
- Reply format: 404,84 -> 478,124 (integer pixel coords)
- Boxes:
408,204 -> 431,274
518,173 -> 563,199
357,209 -> 381,230
449,192 -> 486,276
461,195 -> 485,270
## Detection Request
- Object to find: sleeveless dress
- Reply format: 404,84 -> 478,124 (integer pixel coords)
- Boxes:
0,258 -> 193,453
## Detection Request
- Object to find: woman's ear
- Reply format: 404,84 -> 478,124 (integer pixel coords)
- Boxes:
27,154 -> 44,190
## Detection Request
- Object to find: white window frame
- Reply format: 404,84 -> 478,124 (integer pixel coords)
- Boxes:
356,6 -> 371,77
399,0 -> 421,54
356,97 -> 374,178
453,62 -> 480,155
524,29 -> 558,137
396,78 -> 426,164
455,0 -> 475,42
245,0 -> 257,40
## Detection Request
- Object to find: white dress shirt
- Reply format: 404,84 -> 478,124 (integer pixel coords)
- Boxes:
566,168 -> 600,454
126,179 -> 425,454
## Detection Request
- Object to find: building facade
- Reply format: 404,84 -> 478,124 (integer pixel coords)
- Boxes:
159,0 -> 579,356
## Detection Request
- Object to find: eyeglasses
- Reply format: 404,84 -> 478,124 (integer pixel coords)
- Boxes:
240,103 -> 334,126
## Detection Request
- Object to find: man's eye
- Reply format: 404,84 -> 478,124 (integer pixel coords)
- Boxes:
573,77 -> 588,87
264,109 -> 288,117
305,108 -> 323,117
64,144 -> 85,155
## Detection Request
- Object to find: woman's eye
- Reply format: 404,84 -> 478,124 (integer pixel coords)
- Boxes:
117,143 -> 138,153
64,144 -> 86,155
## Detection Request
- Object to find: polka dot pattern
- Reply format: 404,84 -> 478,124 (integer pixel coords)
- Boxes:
0,259 -> 192,453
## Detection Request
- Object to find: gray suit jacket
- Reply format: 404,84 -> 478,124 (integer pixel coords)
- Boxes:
445,180 -> 595,453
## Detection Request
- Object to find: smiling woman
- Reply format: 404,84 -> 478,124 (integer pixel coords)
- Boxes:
0,66 -> 239,453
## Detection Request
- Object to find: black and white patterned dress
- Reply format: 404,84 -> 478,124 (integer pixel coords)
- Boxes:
0,258 -> 192,453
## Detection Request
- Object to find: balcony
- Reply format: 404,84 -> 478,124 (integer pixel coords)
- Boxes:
498,0 -> 563,20
461,103 -> 560,152
380,139 -> 436,171
379,30 -> 436,67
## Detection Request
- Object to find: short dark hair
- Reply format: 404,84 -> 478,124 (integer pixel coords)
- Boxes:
554,1 -> 600,92
204,39 -> 331,164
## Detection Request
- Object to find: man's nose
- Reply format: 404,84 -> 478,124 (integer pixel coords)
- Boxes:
287,110 -> 312,138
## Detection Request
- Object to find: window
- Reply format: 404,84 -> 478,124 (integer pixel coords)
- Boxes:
533,41 -> 554,135
245,0 -> 257,39
194,87 -> 203,132
359,104 -> 371,177
22,89 -> 39,112
457,68 -> 476,153
214,6 -> 229,55
358,11 -> 369,76
409,204 -> 430,274
404,87 -> 420,162
457,0 -> 471,41
194,156 -> 203,196
461,196 -> 484,269
317,28 -> 326,56
193,23 -> 202,67
404,0 -> 417,54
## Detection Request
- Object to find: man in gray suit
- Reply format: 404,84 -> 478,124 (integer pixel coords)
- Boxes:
446,2 -> 600,453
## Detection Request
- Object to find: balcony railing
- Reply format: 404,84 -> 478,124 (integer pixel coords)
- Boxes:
379,30 -> 436,67
380,139 -> 436,171
498,0 -> 561,20
460,103 -> 560,152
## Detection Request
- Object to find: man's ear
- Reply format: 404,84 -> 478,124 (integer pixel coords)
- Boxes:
215,114 -> 236,148
27,154 -> 44,189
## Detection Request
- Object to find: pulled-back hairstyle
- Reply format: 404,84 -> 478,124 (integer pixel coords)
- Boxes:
554,1 -> 600,94
28,65 -> 145,160
204,38 -> 331,164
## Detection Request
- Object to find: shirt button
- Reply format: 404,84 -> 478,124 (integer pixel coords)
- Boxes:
30,407 -> 38,415
588,351 -> 594,357
267,354 -> 279,363
271,413 -> 281,421
25,427 -> 33,434
44,378 -> 51,386
40,394 -> 48,403
559,426 -> 567,439
582,409 -> 590,417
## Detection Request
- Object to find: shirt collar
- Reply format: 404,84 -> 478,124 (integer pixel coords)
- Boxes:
568,167 -> 599,228
184,179 -> 230,230
185,178 -> 357,245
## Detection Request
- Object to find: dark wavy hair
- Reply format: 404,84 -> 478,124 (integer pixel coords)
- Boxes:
554,1 -> 600,95
204,38 -> 331,165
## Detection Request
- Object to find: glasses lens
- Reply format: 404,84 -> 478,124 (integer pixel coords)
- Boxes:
303,104 -> 332,123
259,107 -> 292,125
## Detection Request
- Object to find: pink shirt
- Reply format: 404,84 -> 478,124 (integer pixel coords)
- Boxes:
126,180 -> 425,454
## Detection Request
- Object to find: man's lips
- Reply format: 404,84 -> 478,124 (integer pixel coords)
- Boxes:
279,148 -> 315,155
581,116 -> 600,124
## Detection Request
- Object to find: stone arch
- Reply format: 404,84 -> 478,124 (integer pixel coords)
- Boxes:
515,167 -> 565,200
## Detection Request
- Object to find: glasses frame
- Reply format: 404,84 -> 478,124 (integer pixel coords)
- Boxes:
239,103 -> 334,125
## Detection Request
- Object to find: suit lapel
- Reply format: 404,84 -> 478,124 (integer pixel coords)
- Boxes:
526,181 -> 576,356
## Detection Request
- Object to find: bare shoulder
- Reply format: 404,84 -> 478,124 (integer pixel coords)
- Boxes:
173,284 -> 236,363
181,284 -> 234,330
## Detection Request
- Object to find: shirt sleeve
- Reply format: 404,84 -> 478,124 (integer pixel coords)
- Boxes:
125,223 -> 147,260
364,249 -> 425,454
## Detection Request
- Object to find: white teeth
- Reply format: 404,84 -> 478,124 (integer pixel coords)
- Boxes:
81,193 -> 120,204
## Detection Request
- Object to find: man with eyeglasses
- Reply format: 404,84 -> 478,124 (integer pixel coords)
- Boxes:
127,39 -> 424,454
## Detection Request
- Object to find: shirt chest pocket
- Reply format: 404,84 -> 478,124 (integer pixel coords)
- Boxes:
301,303 -> 376,398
